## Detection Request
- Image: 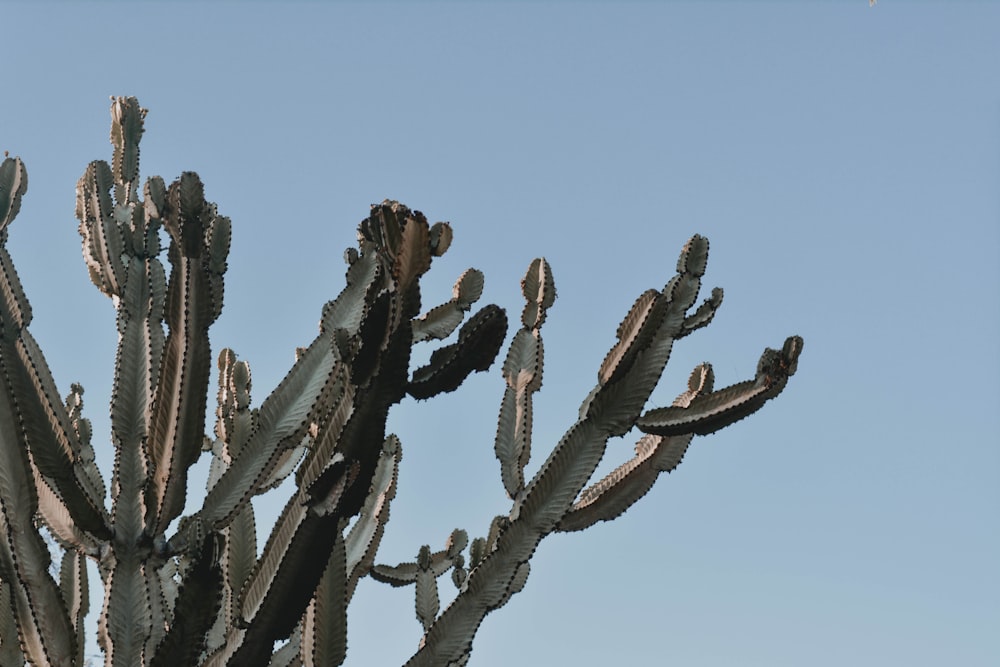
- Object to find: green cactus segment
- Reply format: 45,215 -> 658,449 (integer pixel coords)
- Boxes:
557,433 -> 694,532
0,201 -> 111,540
494,258 -> 553,499
77,160 -> 126,297
3,331 -> 111,539
371,530 -> 465,588
149,533 -> 224,667
322,248 -> 380,336
428,221 -> 453,256
371,530 -> 468,636
0,580 -> 26,666
345,435 -> 402,601
414,546 -> 440,632
392,212 -> 432,292
214,349 -> 256,459
58,535 -> 90,667
58,549 -> 88,665
557,363 -> 712,532
407,304 -> 508,399
0,370 -> 78,667
194,335 -> 342,536
228,493 -> 344,665
111,254 -> 165,543
302,532 -> 348,667
679,286 -> 723,338
411,268 -> 484,343
64,385 -> 107,527
146,173 -> 231,534
202,496 -> 257,660
109,96 -> 146,204
638,336 -> 803,436
0,156 -> 27,233
519,257 -> 555,330
101,552 -> 153,667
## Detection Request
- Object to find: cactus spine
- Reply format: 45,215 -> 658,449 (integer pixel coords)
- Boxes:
0,98 -> 802,667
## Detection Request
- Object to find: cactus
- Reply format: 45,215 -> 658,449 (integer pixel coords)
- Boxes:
0,97 -> 802,667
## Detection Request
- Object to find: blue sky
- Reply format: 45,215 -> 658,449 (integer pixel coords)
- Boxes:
2,2 -> 998,665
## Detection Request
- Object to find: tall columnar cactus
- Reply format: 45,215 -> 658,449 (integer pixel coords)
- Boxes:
0,98 -> 802,667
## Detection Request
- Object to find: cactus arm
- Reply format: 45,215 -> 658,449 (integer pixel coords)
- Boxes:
0,368 -> 77,666
392,211 -> 432,294
411,268 -> 484,343
370,531 -> 468,638
186,342 -> 344,542
637,336 -> 803,436
101,263 -> 162,667
99,551 -> 153,666
321,247 -> 381,335
203,363 -> 260,660
221,496 -> 344,666
406,304 -> 508,400
145,172 -> 230,534
555,433 -> 693,533
414,546 -> 440,633
0,157 -> 112,545
76,160 -> 126,296
108,209 -> 166,536
0,579 -> 26,666
148,533 -> 224,667
494,258 -> 554,498
344,434 -> 402,601
0,155 -> 28,231
300,530 -> 348,667
6,330 -> 112,538
678,286 -> 723,338
109,95 -> 146,205
57,548 -> 89,666
555,363 -> 714,532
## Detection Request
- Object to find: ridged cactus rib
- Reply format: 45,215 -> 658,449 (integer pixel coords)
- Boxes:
411,268 -> 484,343
149,534 -> 224,667
494,258 -> 553,498
0,366 -> 78,667
77,160 -> 126,297
194,336 -> 342,534
57,550 -> 89,661
0,156 -> 28,231
344,435 -> 401,600
109,96 -> 146,204
428,220 -> 453,256
302,531 -> 348,667
407,304 -> 508,399
146,173 -> 230,534
0,98 -> 800,667
637,336 -> 803,436
557,433 -> 693,532
0,580 -> 25,666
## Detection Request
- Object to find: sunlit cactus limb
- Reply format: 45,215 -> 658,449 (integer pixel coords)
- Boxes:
0,98 -> 800,667
494,257 -> 554,499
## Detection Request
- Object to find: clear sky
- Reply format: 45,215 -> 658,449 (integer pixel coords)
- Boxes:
2,2 -> 998,666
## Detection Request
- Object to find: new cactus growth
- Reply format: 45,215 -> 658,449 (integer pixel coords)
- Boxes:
0,98 -> 802,667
